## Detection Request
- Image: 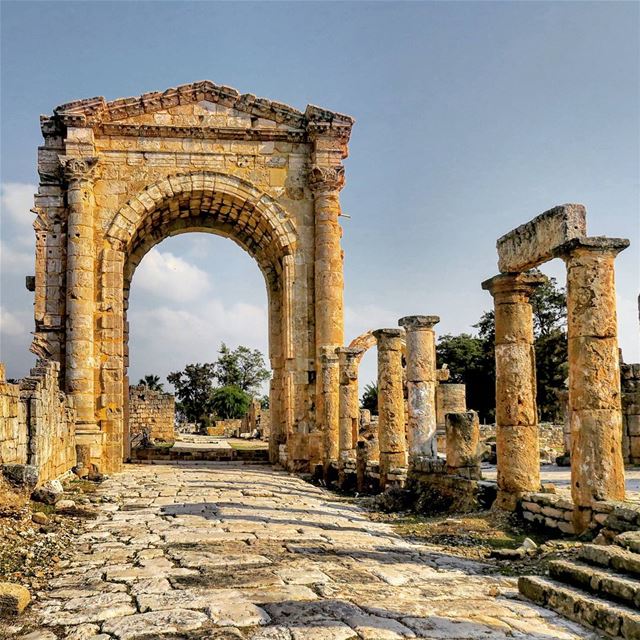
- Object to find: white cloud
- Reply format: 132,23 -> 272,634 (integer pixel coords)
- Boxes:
132,249 -> 211,303
0,182 -> 38,238
0,239 -> 33,274
0,306 -> 31,338
127,299 -> 269,387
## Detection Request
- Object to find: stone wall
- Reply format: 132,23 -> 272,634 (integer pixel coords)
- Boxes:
479,423 -> 565,462
128,385 -> 175,443
520,492 -> 640,539
0,364 -> 27,466
622,363 -> 640,464
0,360 -> 76,484
205,419 -> 241,437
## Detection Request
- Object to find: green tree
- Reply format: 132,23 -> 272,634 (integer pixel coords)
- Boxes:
259,394 -> 270,410
436,332 -> 495,422
360,382 -> 378,414
530,276 -> 567,421
167,363 -> 216,426
138,374 -> 163,392
436,275 -> 567,423
213,343 -> 270,394
210,385 -> 252,419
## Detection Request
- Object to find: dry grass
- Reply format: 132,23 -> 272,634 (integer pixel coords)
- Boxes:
0,476 -> 28,515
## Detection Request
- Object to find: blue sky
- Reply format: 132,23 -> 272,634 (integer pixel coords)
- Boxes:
1,0 -> 638,393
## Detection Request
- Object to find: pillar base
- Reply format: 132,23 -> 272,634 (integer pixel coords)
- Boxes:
494,490 -> 521,512
75,429 -> 106,472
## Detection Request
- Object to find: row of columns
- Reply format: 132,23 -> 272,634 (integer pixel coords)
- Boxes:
483,237 -> 628,531
319,316 -> 441,487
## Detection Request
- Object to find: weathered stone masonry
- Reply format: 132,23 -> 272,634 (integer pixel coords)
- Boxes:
30,81 -> 354,473
128,385 -> 175,443
0,360 -> 76,484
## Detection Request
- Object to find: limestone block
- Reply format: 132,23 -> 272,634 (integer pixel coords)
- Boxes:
497,203 -> 586,273
496,424 -> 540,494
435,383 -> 466,428
570,409 -> 625,505
445,411 -> 480,470
0,582 -> 30,615
567,337 -> 621,411
494,343 -> 537,426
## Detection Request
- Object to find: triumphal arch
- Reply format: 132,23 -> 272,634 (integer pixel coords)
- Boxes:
31,81 -> 354,472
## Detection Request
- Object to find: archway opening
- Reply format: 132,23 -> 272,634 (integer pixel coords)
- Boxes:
125,231 -> 271,455
103,173 -> 300,466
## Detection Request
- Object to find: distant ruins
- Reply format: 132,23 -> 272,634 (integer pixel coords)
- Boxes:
0,82 -> 637,538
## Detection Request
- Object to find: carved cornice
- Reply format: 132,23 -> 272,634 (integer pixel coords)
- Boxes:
308,165 -> 345,194
44,81 -> 354,141
59,156 -> 99,184
306,121 -> 352,144
96,123 -> 307,143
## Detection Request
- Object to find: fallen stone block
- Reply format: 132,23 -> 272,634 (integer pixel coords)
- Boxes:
0,582 -> 30,616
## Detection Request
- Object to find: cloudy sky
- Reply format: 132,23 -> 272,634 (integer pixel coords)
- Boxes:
1,1 -> 638,395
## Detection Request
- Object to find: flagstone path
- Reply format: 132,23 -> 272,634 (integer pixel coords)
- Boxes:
10,463 -> 602,639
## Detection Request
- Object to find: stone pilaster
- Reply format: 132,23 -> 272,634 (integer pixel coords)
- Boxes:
61,156 -> 98,437
555,237 -> 629,531
482,272 -> 546,510
320,346 -> 340,477
398,315 -> 439,462
373,328 -> 406,488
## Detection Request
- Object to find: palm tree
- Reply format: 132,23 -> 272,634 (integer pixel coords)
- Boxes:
138,374 -> 163,392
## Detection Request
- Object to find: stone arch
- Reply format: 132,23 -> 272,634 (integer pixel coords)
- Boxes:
348,330 -> 406,364
99,172 -> 300,467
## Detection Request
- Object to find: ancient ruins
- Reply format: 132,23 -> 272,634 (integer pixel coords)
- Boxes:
1,82 -> 639,639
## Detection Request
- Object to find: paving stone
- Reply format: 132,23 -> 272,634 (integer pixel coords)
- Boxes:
23,464 -> 588,640
102,608 -> 209,639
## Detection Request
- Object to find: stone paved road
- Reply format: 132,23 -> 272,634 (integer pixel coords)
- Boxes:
10,463 -> 602,639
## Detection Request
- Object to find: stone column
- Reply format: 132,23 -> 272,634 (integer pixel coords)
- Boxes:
445,411 -> 481,479
398,315 -> 439,461
555,237 -> 629,530
482,272 -> 546,510
373,328 -> 406,487
309,165 -> 345,465
61,157 -> 99,434
320,346 -> 340,478
337,347 -> 361,460
435,384 -> 467,428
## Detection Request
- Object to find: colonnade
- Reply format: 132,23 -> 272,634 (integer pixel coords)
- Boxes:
483,230 -> 629,531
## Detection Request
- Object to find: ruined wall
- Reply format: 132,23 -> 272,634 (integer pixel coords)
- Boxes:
479,423 -> 565,461
0,360 -> 76,483
622,363 -> 640,464
0,364 -> 27,466
128,385 -> 175,442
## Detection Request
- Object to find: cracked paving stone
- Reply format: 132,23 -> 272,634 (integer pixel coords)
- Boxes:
102,609 -> 210,639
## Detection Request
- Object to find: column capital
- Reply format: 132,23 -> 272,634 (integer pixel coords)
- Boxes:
60,156 -> 98,185
553,236 -> 630,261
398,315 -> 440,331
320,345 -> 340,363
309,165 -> 345,194
373,328 -> 405,350
481,272 -> 547,301
336,346 -> 364,362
